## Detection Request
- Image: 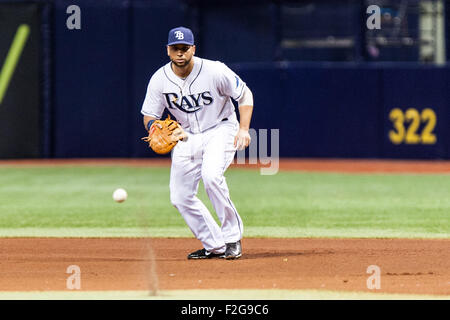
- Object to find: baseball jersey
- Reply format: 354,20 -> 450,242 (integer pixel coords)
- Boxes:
141,57 -> 246,134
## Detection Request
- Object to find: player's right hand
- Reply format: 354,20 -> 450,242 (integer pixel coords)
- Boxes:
234,128 -> 251,150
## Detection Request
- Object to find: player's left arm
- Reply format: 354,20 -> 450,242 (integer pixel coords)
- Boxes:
234,86 -> 254,150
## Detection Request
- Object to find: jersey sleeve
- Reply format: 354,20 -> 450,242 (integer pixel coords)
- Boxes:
140,73 -> 165,119
216,62 -> 246,101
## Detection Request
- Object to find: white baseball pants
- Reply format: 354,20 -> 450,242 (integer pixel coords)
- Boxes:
169,116 -> 243,254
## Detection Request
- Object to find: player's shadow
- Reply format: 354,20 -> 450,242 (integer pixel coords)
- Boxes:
242,250 -> 334,260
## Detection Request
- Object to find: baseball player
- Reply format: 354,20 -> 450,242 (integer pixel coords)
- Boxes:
141,26 -> 254,260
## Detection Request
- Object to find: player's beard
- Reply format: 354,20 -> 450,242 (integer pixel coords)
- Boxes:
172,56 -> 191,68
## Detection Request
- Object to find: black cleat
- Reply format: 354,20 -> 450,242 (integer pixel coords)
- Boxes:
224,240 -> 242,260
187,248 -> 225,260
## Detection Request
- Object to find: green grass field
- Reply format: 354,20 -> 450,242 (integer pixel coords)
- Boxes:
0,165 -> 448,238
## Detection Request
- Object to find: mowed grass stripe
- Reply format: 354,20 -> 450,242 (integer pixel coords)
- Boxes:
0,166 -> 448,238
0,227 -> 447,238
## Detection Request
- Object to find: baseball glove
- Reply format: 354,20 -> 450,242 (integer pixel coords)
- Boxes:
141,115 -> 187,154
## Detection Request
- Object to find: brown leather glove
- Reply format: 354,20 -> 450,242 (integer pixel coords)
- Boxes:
141,115 -> 187,154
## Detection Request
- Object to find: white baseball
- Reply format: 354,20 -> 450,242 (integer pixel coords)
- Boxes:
113,188 -> 127,203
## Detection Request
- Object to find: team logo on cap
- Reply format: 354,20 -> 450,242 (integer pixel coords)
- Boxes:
174,31 -> 184,40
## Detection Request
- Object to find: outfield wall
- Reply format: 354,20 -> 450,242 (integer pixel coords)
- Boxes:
233,62 -> 450,159
0,2 -> 41,159
0,0 -> 449,159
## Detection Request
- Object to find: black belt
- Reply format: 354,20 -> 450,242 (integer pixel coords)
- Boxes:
222,118 -> 228,122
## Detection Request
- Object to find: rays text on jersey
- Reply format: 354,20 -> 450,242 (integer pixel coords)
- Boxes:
164,91 -> 213,113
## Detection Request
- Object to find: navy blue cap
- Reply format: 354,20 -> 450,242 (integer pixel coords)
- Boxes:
167,26 -> 194,46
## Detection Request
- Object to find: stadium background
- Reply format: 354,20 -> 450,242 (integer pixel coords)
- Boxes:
0,0 -> 449,160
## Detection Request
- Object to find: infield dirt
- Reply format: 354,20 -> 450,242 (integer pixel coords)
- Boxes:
0,237 -> 448,295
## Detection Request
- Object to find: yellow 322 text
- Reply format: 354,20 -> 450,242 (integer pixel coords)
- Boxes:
388,108 -> 437,145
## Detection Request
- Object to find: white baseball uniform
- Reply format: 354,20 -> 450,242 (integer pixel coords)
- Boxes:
141,56 -> 246,254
